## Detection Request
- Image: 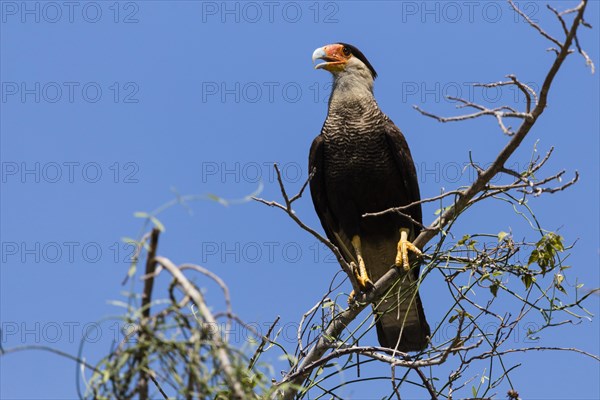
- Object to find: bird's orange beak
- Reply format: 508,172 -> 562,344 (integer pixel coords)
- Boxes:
312,44 -> 349,72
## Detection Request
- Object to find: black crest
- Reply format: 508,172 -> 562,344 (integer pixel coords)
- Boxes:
337,42 -> 378,79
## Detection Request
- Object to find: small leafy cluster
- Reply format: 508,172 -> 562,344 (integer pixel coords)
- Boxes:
85,295 -> 269,399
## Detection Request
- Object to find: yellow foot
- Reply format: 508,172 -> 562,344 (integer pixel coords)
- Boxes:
354,264 -> 374,291
351,236 -> 373,290
395,228 -> 422,271
348,236 -> 374,304
348,289 -> 356,304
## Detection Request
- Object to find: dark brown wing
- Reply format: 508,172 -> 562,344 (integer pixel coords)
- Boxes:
308,135 -> 356,264
383,121 -> 423,236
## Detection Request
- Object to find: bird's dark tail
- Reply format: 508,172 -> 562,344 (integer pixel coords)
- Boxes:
374,277 -> 430,352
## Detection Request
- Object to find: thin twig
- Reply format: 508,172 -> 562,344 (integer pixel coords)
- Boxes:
248,316 -> 281,370
298,300 -> 325,357
508,0 -> 562,47
363,190 -> 463,218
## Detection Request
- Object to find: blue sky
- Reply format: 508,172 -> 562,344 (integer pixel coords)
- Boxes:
1,1 -> 599,399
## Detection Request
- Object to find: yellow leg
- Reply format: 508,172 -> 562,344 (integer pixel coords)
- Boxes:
395,228 -> 422,271
351,235 -> 373,290
348,236 -> 374,303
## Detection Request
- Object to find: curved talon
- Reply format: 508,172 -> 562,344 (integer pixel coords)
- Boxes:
348,290 -> 356,304
395,227 -> 422,271
347,289 -> 368,306
357,275 -> 374,291
351,235 -> 374,291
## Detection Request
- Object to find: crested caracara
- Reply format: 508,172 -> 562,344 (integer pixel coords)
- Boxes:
309,43 -> 430,351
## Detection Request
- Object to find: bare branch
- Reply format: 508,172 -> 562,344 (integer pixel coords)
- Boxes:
508,0 -> 562,47
414,367 -> 438,400
509,75 -> 538,111
465,346 -> 600,364
548,4 -> 596,73
363,190 -> 463,218
413,103 -> 530,125
290,167 -> 316,203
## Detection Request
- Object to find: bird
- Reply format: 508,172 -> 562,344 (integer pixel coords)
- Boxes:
308,43 -> 430,352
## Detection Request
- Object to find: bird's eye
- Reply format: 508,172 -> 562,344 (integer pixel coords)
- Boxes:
342,46 -> 351,56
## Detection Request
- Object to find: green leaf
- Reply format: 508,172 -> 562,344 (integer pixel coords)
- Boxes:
527,249 -> 540,266
321,300 -> 334,308
149,215 -> 165,232
121,236 -> 138,245
528,233 -> 566,274
449,309 -> 468,323
206,193 -> 229,206
555,273 -> 564,285
548,233 -> 565,251
490,282 -> 499,297
521,274 -> 535,290
457,234 -> 470,246
497,231 -> 509,242
127,262 -> 137,277
555,273 -> 567,294
434,205 -> 452,216
106,300 -> 130,308
133,212 -> 165,231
